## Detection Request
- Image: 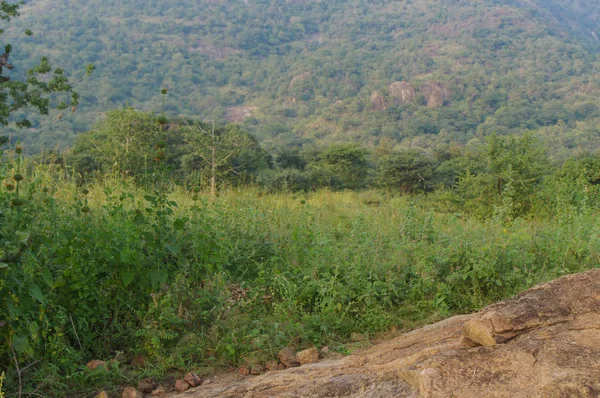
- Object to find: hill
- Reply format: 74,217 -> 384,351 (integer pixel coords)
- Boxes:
4,0 -> 600,153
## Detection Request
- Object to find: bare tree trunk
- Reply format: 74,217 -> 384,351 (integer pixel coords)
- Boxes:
211,116 -> 217,198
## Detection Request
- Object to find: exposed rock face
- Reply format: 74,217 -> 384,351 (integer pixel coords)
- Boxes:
389,81 -> 416,104
371,90 -> 386,111
420,81 -> 450,108
178,269 -> 600,397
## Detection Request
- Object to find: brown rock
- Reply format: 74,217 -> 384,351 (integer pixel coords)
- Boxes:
320,346 -> 330,354
370,90 -> 386,111
238,366 -> 250,376
296,348 -> 319,365
251,364 -> 265,375
162,373 -> 176,387
184,372 -> 202,387
137,378 -> 157,394
151,386 -> 167,396
129,355 -> 147,368
389,81 -> 415,105
265,360 -> 279,371
420,81 -> 450,108
96,392 -> 109,398
121,387 -> 142,398
174,379 -> 190,392
277,347 -> 299,368
162,269 -> 600,398
277,363 -> 286,371
86,360 -> 106,371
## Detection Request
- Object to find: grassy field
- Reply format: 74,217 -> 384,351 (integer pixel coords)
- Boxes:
1,160 -> 600,395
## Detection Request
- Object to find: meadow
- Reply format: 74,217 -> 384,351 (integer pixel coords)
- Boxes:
2,148 -> 599,396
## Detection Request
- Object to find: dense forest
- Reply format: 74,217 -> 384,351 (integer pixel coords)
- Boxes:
2,0 -> 600,156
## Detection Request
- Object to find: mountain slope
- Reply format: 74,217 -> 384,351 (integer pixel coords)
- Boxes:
4,0 -> 600,152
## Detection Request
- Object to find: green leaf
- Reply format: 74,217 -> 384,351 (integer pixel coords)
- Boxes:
120,268 -> 135,287
150,269 -> 168,288
166,245 -> 180,255
30,284 -> 44,303
16,231 -> 30,245
143,195 -> 157,205
0,262 -> 8,269
132,211 -> 145,225
173,217 -> 186,231
41,268 -> 53,287
13,335 -> 30,354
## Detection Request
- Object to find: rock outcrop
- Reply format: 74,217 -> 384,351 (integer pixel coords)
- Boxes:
420,81 -> 450,108
371,90 -> 386,111
174,269 -> 600,397
389,81 -> 416,105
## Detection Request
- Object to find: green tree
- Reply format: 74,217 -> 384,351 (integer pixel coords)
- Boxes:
182,120 -> 267,197
71,108 -> 164,177
0,1 -> 87,145
311,144 -> 370,189
376,150 -> 435,193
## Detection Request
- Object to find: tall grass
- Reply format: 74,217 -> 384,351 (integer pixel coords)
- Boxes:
1,158 -> 599,396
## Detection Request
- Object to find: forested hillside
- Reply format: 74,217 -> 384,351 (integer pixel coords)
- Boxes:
4,0 -> 600,153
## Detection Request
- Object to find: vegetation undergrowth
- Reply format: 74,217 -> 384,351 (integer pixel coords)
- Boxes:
1,149 -> 600,397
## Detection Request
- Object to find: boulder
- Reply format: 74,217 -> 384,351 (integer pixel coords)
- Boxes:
184,372 -> 202,387
277,347 -> 299,368
137,378 -> 157,394
121,387 -> 142,398
174,379 -> 190,392
296,348 -> 319,365
176,269 -> 600,397
151,386 -> 167,396
389,81 -> 416,104
370,91 -> 386,111
420,81 -> 450,108
86,360 -> 106,371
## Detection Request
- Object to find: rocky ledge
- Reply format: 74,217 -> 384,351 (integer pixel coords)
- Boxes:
168,269 -> 600,398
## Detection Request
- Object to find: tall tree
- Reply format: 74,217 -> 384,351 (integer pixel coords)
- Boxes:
182,119 -> 266,197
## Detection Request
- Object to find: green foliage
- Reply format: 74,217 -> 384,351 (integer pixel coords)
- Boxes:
375,150 -> 435,192
0,0 -> 81,142
4,0 -> 600,153
3,146 -> 600,395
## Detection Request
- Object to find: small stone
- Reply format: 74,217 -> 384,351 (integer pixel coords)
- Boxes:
320,346 -> 330,354
122,387 -> 143,398
162,373 -> 176,387
296,347 -> 320,365
137,378 -> 157,394
96,392 -> 109,398
265,360 -> 279,371
151,386 -> 167,396
238,366 -> 250,376
129,355 -> 147,368
278,347 -> 299,368
202,380 -> 212,385
86,360 -> 106,371
251,364 -> 265,375
174,380 -> 190,392
277,363 -> 286,370
184,372 -> 202,387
